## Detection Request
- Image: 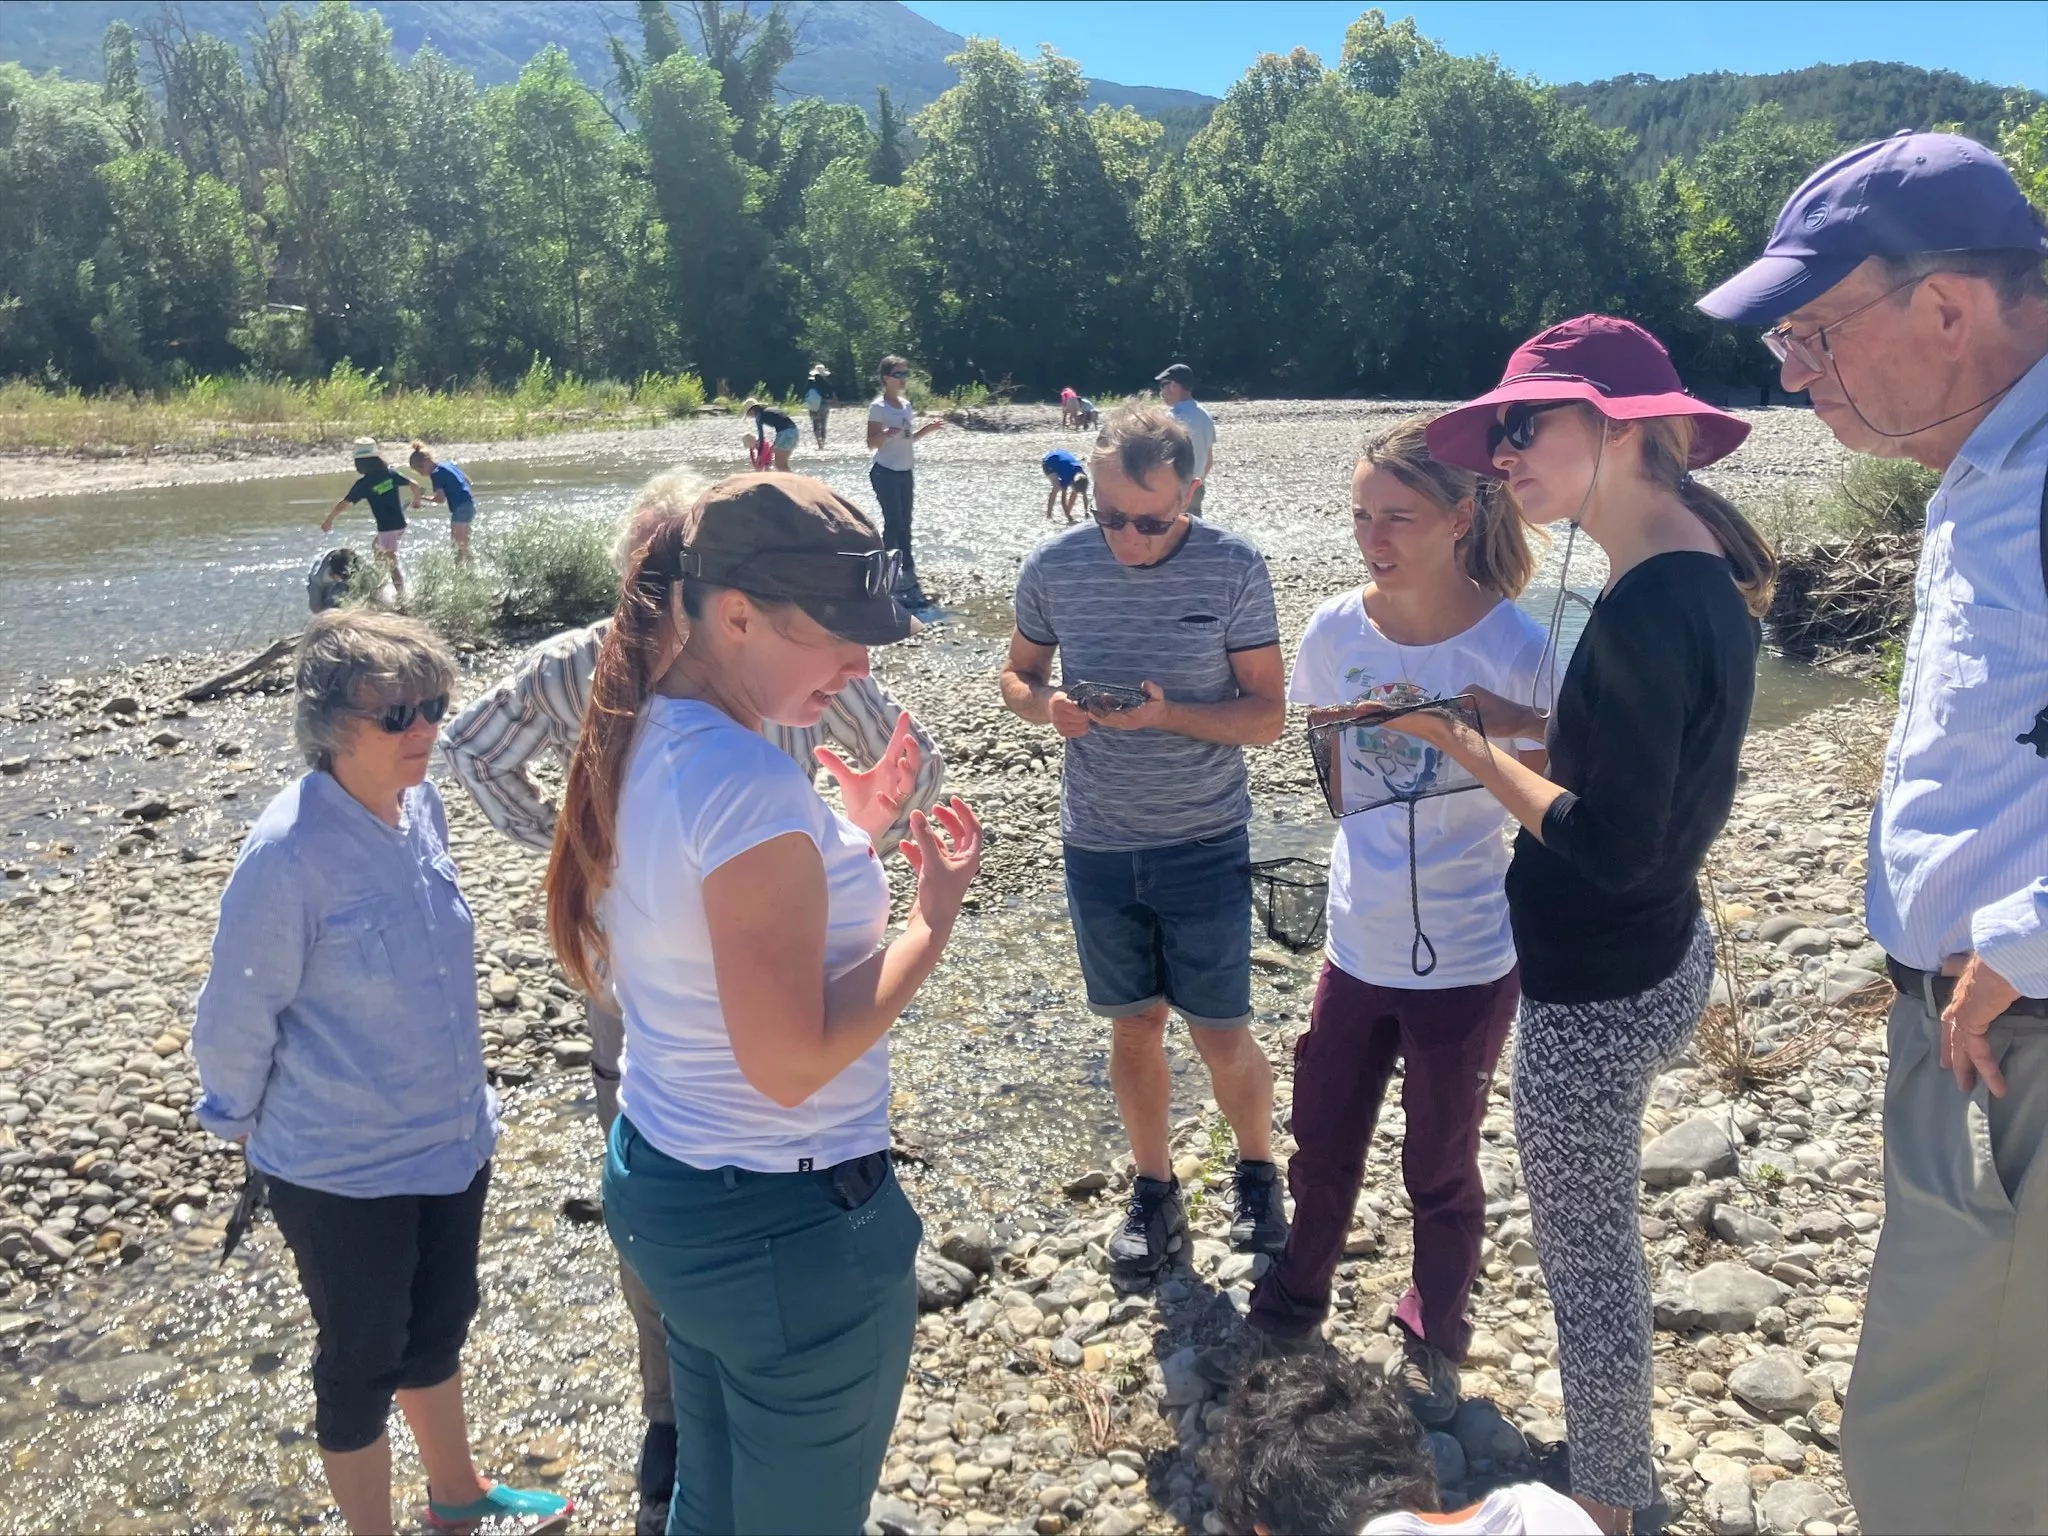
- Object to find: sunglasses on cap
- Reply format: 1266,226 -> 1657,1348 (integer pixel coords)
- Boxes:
1093,505 -> 1181,536
360,694 -> 448,734
679,545 -> 905,600
1486,401 -> 1574,455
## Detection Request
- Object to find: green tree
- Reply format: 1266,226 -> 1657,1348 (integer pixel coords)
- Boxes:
870,85 -> 906,186
94,149 -> 255,379
799,156 -> 917,381
684,0 -> 794,168
395,46 -> 498,381
99,21 -> 151,150
2001,99 -> 2048,215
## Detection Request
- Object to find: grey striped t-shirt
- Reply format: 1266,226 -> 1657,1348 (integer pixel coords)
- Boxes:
1014,521 -> 1280,852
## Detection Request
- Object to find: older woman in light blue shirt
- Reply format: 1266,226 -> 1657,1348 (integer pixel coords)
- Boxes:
194,609 -> 567,1536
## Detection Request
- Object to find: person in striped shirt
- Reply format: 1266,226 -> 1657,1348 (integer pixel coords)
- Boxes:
439,479 -> 944,1534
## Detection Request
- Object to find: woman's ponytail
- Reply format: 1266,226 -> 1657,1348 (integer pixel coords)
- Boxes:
545,474 -> 703,995
1639,419 -> 1778,617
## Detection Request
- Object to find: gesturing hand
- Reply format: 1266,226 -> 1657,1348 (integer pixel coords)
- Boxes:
1939,952 -> 2018,1097
815,712 -> 922,847
903,797 -> 983,930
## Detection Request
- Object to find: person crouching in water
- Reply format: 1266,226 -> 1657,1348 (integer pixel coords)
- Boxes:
408,441 -> 478,564
741,399 -> 800,471
1042,447 -> 1091,523
1246,418 -> 1552,1425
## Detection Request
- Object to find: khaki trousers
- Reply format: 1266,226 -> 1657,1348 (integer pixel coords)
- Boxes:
587,995 -> 676,1428
1842,991 -> 2048,1533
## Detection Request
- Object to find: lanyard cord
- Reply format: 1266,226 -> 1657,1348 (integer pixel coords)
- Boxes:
1407,797 -> 1438,977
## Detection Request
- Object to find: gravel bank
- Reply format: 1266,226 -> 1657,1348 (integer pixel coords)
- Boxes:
0,400 -> 1885,1531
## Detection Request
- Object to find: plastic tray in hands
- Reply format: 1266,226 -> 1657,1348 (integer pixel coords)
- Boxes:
1306,694 -> 1486,818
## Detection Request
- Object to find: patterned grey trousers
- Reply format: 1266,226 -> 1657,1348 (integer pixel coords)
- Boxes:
1513,915 -> 1714,1511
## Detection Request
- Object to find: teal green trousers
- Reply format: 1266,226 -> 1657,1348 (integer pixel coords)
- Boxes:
604,1115 -> 921,1535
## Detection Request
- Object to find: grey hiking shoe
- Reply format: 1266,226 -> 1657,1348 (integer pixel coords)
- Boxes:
1395,1330 -> 1462,1427
1228,1159 -> 1289,1255
1108,1175 -> 1188,1291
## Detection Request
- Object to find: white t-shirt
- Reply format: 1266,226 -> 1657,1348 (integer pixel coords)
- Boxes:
1362,1483 -> 1600,1535
804,386 -> 824,411
1172,397 -> 1216,479
606,698 -> 892,1172
1289,590 -> 1553,989
869,395 -> 916,471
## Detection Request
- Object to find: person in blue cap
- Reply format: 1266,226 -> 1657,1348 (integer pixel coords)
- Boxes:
1041,447 -> 1091,523
1700,132 -> 2048,1536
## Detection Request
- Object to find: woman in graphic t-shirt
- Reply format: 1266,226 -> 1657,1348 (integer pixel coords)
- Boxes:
546,472 -> 981,1534
1382,316 -> 1772,1534
321,438 -> 420,596
1247,417 -> 1551,1426
866,354 -> 945,603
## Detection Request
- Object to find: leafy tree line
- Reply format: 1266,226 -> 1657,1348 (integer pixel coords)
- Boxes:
1,2 -> 2040,402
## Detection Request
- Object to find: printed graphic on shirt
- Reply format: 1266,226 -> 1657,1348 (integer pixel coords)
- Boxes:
1323,674 -> 1479,813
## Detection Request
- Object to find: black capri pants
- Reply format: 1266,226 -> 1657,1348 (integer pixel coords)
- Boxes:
268,1162 -> 492,1452
868,464 -> 918,587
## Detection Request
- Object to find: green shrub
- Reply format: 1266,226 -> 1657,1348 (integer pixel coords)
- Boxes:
403,548 -> 503,646
492,513 -> 618,628
1819,455 -> 1941,537
633,371 -> 706,416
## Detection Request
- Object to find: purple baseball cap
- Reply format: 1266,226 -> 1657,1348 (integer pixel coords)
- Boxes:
1697,131 -> 2048,326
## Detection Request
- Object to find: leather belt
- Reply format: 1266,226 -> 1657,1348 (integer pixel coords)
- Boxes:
1887,957 -> 2048,1019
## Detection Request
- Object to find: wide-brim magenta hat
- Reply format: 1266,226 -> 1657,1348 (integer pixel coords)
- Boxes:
1426,315 -> 1750,478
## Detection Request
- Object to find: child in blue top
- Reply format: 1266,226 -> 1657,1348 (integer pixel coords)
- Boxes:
408,441 -> 477,564
1041,448 -> 1091,524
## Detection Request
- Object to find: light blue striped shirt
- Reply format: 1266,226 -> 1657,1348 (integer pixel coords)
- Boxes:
1866,349 -> 2048,996
193,774 -> 501,1197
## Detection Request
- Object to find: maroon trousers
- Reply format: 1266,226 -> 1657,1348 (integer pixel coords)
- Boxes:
1249,960 -> 1519,1359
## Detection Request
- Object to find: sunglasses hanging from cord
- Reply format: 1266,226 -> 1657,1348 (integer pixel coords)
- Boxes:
1306,695 -> 1487,977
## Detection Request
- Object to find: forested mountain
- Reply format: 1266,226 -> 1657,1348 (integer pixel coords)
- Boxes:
0,0 -> 1217,116
1562,62 -> 2041,178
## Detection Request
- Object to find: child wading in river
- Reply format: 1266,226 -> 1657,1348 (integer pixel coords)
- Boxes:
408,440 -> 477,563
321,438 -> 420,596
1245,418 -> 1553,1426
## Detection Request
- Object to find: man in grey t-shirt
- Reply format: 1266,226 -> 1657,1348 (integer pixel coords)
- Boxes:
1002,402 -> 1288,1289
1157,363 -> 1215,517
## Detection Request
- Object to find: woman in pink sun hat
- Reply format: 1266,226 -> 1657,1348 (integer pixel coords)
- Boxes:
1371,314 -> 1776,1534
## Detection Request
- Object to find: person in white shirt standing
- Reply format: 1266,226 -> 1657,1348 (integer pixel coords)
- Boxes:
1247,418 -> 1551,1424
438,472 -> 944,1536
867,353 -> 946,605
1157,362 -> 1216,517
1698,132 -> 2048,1536
804,364 -> 830,448
545,473 -> 981,1535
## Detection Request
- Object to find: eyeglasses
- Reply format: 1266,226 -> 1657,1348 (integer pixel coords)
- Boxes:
679,545 -> 904,600
1762,274 -> 1928,373
362,694 -> 448,734
885,370 -> 910,379
1486,402 -> 1573,456
1093,506 -> 1181,536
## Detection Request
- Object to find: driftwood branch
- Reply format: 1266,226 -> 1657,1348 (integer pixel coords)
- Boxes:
182,635 -> 300,702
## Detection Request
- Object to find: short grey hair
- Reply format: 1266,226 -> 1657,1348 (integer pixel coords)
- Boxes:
294,609 -> 457,770
1876,247 -> 2048,310
1090,402 -> 1195,489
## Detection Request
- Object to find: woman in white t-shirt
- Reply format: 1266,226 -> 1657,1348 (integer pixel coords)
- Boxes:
545,471 -> 981,1535
866,353 -> 945,602
1247,417 -> 1552,1419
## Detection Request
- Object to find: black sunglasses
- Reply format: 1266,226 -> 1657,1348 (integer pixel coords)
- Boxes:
680,545 -> 904,600
885,369 -> 910,378
366,694 -> 449,734
1093,506 -> 1180,536
1485,401 -> 1573,456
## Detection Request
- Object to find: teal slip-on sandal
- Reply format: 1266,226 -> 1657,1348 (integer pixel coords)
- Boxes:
422,1484 -> 573,1535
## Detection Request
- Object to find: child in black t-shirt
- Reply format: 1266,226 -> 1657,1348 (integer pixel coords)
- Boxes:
321,438 -> 421,595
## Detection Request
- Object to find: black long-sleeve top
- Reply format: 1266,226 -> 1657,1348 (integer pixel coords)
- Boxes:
1506,551 -> 1760,1004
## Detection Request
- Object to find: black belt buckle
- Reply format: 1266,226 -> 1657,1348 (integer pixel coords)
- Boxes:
825,1150 -> 889,1211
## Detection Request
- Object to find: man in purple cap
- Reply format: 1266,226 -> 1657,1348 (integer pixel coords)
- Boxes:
1700,133 -> 2048,1534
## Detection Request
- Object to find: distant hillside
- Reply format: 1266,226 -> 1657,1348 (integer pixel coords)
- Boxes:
0,0 -> 1219,117
1560,61 -> 2041,177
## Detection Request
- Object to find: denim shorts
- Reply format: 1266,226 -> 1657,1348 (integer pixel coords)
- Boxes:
447,498 -> 476,524
1062,827 -> 1253,1028
774,425 -> 801,452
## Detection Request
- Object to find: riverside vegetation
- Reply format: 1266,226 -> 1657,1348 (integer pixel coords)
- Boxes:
0,402 -> 1894,1533
4,1 -> 2047,425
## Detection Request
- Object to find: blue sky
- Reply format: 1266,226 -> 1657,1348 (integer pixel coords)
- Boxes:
902,2 -> 2048,96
